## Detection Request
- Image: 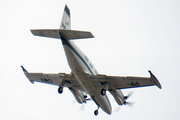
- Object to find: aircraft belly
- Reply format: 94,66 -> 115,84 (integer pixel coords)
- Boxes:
63,45 -> 96,94
63,44 -> 112,114
94,95 -> 112,114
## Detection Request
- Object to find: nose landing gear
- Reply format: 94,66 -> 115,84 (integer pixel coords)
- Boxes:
94,110 -> 98,116
94,106 -> 99,116
58,87 -> 63,94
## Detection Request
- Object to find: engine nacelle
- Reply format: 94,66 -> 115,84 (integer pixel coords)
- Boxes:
109,89 -> 125,105
69,88 -> 86,104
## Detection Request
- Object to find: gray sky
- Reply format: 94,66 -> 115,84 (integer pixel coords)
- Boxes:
0,0 -> 180,119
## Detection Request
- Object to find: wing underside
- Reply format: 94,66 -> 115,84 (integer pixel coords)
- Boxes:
90,75 -> 155,89
21,66 -> 161,92
88,71 -> 161,90
21,66 -> 84,91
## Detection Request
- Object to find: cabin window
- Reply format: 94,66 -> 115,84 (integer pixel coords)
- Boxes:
90,63 -> 93,69
95,70 -> 98,75
84,56 -> 88,62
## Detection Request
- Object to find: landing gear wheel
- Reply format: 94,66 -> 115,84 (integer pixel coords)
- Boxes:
94,110 -> 98,116
58,87 -> 63,94
101,89 -> 106,96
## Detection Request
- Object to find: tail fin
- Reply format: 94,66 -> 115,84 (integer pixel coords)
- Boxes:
30,5 -> 94,40
60,5 -> 71,30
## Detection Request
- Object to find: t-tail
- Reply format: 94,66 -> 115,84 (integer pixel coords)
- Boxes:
60,5 -> 71,30
30,5 -> 94,40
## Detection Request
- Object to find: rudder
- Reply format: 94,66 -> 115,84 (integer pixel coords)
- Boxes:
60,5 -> 71,30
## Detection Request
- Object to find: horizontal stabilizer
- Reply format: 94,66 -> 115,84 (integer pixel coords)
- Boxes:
31,29 -> 60,39
31,29 -> 94,40
60,29 -> 94,40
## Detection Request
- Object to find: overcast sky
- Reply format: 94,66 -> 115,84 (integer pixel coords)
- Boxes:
0,0 -> 180,120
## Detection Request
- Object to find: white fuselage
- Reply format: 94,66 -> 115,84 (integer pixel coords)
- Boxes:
61,38 -> 112,115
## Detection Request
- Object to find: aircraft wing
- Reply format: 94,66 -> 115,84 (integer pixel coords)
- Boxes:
21,66 -> 161,91
21,66 -> 83,90
87,71 -> 162,90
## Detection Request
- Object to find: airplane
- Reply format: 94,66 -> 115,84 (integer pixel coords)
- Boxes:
21,5 -> 162,116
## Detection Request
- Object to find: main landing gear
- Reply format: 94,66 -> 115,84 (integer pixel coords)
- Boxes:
101,89 -> 106,96
100,82 -> 107,96
58,80 -> 67,94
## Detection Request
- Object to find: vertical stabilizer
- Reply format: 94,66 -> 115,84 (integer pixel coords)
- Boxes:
60,5 -> 71,30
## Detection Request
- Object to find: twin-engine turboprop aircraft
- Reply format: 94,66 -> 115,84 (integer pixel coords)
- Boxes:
21,5 -> 162,116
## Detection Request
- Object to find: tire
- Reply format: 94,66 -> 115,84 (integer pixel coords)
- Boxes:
58,87 -> 63,94
94,110 -> 98,116
101,89 -> 106,96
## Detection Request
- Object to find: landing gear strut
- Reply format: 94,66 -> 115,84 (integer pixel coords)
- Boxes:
100,82 -> 107,96
58,80 -> 67,94
94,106 -> 99,116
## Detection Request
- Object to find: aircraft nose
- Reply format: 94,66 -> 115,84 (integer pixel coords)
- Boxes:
102,104 -> 112,115
106,107 -> 112,115
100,95 -> 112,115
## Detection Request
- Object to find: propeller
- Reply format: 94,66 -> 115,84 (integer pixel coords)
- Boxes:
86,98 -> 91,101
71,99 -> 77,105
79,97 -> 92,111
84,95 -> 92,103
124,91 -> 134,100
79,104 -> 85,111
114,107 -> 121,113
124,101 -> 135,107
124,91 -> 135,107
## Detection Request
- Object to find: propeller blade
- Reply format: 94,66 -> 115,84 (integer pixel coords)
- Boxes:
125,101 -> 135,107
124,91 -> 134,100
86,98 -> 91,101
79,104 -> 85,111
114,107 -> 121,113
71,99 -> 77,105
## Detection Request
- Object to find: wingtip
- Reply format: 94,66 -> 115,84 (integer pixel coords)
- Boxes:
20,66 -> 34,84
21,65 -> 28,74
148,70 -> 162,89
